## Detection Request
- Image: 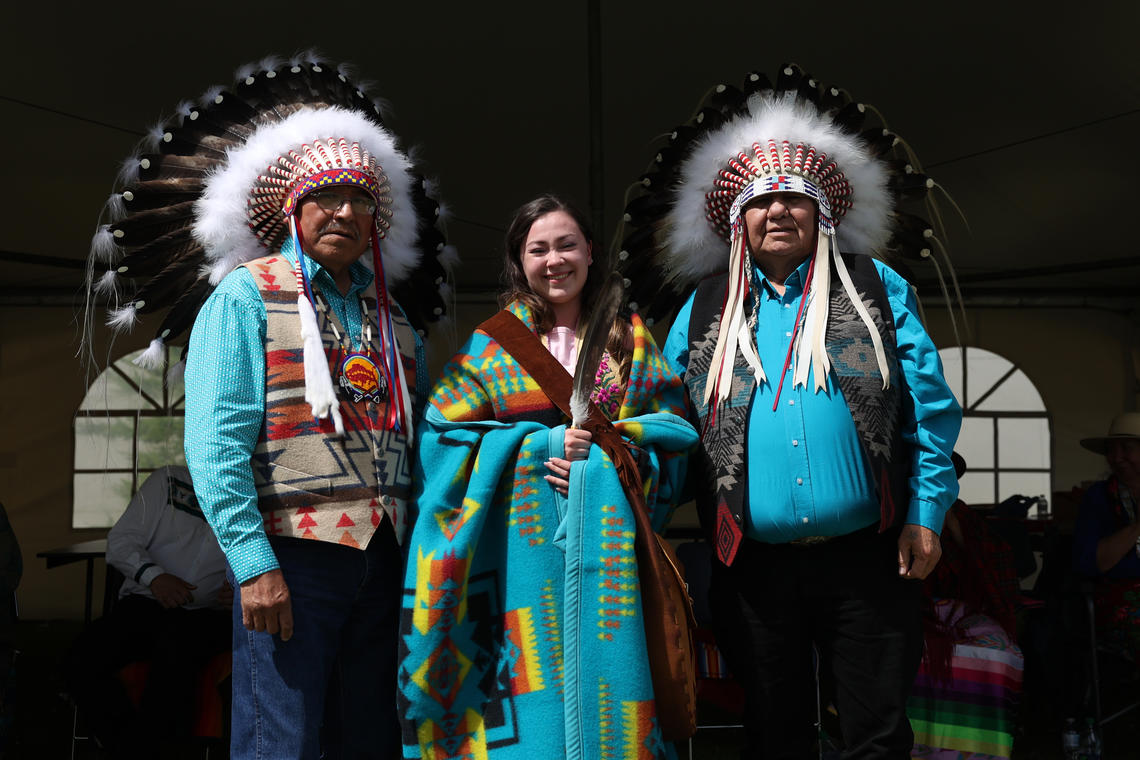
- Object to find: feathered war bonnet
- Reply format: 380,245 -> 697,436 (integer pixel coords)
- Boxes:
84,53 -> 457,438
615,64 -> 961,411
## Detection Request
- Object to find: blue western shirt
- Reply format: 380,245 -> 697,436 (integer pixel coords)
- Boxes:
183,239 -> 377,583
663,257 -> 960,542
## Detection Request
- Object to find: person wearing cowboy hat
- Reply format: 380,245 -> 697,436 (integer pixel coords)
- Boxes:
1073,412 -> 1140,669
1075,412 -> 1140,578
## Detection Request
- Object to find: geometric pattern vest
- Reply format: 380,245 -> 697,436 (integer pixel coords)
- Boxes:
242,254 -> 419,550
685,252 -> 912,566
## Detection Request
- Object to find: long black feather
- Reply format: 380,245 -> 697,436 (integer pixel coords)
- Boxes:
570,273 -> 624,426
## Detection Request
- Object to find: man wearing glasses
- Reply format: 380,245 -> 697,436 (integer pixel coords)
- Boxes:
184,107 -> 427,759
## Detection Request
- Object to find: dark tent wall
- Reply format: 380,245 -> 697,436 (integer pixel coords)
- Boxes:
2,1 -> 1137,618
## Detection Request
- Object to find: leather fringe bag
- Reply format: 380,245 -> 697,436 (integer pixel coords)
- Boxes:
480,310 -> 698,740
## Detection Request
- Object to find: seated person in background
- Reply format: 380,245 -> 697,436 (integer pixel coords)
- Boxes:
1073,412 -> 1140,662
913,452 -> 1026,759
66,465 -> 231,758
923,453 -> 1021,671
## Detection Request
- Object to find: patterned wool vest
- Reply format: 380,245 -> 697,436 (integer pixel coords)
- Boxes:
243,255 -> 420,549
685,252 -> 912,565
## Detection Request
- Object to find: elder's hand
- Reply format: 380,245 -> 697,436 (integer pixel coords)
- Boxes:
897,524 -> 942,580
240,569 -> 294,641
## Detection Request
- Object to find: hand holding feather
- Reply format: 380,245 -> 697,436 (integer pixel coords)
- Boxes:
569,272 -> 625,426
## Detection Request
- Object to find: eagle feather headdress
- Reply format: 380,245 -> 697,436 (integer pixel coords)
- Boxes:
83,52 -> 458,436
614,63 -> 963,407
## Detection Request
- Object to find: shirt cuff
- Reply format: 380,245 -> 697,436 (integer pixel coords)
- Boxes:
224,532 -> 280,585
136,563 -> 164,588
906,497 -> 948,535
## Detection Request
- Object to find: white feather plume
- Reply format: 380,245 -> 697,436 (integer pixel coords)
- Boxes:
116,155 -> 142,187
199,86 -> 224,107
106,304 -> 139,331
438,244 -> 460,270
133,338 -> 167,369
90,226 -> 121,264
142,122 -> 165,153
93,269 -> 120,296
105,193 -> 127,222
569,394 -> 589,428
297,292 -> 345,436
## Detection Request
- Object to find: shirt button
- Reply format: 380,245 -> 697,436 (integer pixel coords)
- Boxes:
802,517 -> 810,524
796,477 -> 804,485
788,399 -> 795,406
784,303 -> 791,309
785,331 -> 792,337
792,439 -> 799,447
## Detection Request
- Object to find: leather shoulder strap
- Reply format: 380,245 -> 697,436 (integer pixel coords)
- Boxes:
478,310 -> 575,417
479,310 -> 630,476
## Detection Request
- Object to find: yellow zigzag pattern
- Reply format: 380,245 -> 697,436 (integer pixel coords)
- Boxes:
540,578 -> 564,693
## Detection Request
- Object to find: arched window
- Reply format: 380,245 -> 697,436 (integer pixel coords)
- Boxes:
938,347 -> 1052,514
73,347 -> 185,528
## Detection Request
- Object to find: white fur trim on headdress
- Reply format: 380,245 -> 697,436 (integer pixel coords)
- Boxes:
193,106 -> 419,287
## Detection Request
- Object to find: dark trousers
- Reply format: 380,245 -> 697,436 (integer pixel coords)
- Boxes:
709,526 -> 923,760
229,519 -> 402,760
65,595 -> 232,758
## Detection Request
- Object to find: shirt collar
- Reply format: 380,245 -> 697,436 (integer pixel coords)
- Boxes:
755,255 -> 812,299
280,236 -> 375,297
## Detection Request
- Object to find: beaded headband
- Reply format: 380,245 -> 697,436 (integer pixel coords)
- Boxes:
727,173 -> 835,235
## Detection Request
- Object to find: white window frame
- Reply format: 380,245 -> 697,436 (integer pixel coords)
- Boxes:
939,346 -> 1052,508
73,347 -> 185,528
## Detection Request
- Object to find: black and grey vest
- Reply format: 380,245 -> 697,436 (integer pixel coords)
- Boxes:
684,252 -> 912,566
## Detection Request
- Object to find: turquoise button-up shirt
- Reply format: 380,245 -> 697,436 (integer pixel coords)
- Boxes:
663,256 -> 960,542
183,239 -> 377,583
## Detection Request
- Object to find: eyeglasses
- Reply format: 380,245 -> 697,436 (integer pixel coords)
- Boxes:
305,190 -> 377,216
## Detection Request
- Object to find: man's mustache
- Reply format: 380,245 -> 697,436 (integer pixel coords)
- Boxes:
319,222 -> 358,239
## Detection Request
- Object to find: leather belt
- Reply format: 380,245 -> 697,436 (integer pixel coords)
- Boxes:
787,534 -> 837,546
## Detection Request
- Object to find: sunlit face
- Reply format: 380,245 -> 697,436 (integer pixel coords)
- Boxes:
296,186 -> 375,277
1106,439 -> 1140,485
743,192 -> 818,273
520,210 -> 593,307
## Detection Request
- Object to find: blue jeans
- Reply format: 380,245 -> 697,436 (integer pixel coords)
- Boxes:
229,521 -> 402,760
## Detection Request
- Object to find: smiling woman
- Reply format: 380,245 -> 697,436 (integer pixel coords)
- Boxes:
519,210 -> 592,322
398,194 -> 696,758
